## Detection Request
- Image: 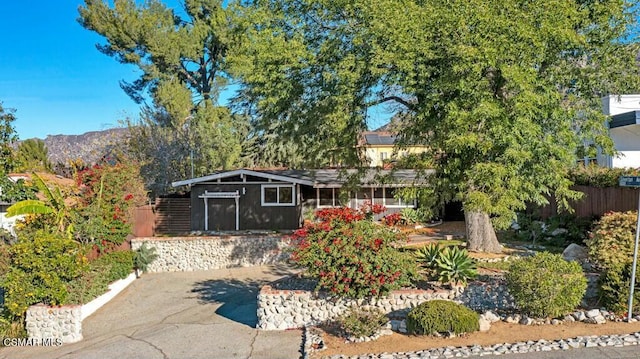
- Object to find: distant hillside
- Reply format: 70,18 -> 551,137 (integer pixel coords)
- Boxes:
40,127 -> 130,165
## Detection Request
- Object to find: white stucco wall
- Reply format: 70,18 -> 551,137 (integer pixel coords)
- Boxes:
602,94 -> 640,116
600,95 -> 640,168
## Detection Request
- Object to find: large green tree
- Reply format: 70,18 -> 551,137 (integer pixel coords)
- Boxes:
79,0 -> 248,195
0,102 -> 18,174
233,0 -> 640,252
15,139 -> 52,173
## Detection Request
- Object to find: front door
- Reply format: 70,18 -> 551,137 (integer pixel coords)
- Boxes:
208,198 -> 237,231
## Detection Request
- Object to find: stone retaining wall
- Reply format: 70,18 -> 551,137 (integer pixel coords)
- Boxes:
257,280 -> 515,330
131,235 -> 290,273
26,305 -> 82,344
257,286 -> 461,330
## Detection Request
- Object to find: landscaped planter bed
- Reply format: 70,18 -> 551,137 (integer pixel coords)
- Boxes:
25,272 -> 136,344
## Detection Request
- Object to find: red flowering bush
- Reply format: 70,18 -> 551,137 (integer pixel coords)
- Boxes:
73,161 -> 146,247
290,206 -> 417,299
383,213 -> 402,226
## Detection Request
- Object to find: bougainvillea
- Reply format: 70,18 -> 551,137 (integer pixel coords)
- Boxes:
73,161 -> 146,247
290,205 -> 417,299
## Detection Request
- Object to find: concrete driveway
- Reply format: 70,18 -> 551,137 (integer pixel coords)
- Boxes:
0,265 -> 302,359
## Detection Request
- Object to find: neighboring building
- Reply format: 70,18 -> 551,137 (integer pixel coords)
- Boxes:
0,173 -> 29,237
359,131 -> 428,167
172,168 -> 429,232
598,94 -> 640,168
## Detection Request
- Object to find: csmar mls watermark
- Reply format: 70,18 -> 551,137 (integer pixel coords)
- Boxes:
3,337 -> 62,347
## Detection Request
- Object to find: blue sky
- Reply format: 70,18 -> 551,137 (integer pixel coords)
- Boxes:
0,1 -> 393,141
0,1 -> 151,139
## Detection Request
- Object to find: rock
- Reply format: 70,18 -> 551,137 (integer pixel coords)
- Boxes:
586,309 -> 601,318
573,311 -> 586,321
479,317 -> 491,332
564,315 -> 575,322
551,228 -> 569,236
587,315 -> 606,324
519,316 -> 534,326
482,311 -> 501,323
562,243 -> 588,262
551,319 -> 561,325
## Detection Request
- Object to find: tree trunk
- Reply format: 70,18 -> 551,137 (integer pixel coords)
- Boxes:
465,211 -> 502,253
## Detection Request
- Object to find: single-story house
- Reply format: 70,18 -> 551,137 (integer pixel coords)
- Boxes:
171,168 -> 431,231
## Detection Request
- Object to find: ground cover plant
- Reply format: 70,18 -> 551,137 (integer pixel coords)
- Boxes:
337,307 -> 389,339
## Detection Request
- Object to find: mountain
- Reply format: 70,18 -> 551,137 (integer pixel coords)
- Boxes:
40,127 -> 130,165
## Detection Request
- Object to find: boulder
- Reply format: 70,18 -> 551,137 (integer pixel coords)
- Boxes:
479,317 -> 491,332
562,243 -> 588,262
482,311 -> 501,323
551,228 -> 568,236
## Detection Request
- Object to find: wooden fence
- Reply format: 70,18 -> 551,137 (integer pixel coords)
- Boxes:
132,198 -> 191,236
538,185 -> 640,218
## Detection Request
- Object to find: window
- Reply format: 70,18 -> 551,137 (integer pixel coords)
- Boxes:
373,188 -> 384,205
318,188 -> 335,207
261,185 -> 295,206
384,188 -> 415,208
380,152 -> 388,161
355,188 -> 373,207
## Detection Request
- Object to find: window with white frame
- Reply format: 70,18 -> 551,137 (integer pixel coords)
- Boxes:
318,188 -> 335,207
261,184 -> 295,206
373,188 -> 415,208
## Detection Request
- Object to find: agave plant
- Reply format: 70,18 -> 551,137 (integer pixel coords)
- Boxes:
415,243 -> 443,280
415,243 -> 442,270
134,243 -> 158,276
435,246 -> 477,286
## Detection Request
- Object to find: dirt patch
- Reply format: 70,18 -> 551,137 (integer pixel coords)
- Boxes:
313,320 -> 640,357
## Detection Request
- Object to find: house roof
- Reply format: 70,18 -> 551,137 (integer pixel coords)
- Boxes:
362,132 -> 396,146
610,110 -> 640,129
171,168 -> 432,188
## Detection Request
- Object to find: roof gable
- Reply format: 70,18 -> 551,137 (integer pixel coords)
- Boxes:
172,168 -> 431,188
171,169 -> 314,187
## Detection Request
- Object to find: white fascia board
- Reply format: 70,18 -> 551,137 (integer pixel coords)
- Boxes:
172,169 -> 313,187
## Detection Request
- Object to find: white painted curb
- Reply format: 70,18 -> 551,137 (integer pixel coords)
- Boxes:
81,272 -> 136,321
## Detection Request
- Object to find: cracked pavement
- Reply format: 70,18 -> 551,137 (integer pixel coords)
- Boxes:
0,265 -> 302,359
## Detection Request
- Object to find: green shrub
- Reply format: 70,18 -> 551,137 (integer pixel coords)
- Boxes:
66,250 -> 135,304
96,250 -> 135,282
586,211 -> 637,271
338,307 -> 388,338
0,311 -> 26,343
2,233 -> 87,318
569,165 -> 640,188
598,263 -> 640,315
506,252 -> 586,318
406,300 -> 479,335
290,207 -> 417,299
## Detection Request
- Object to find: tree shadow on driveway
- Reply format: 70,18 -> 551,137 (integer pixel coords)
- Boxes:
190,277 -> 272,327
190,265 -> 298,327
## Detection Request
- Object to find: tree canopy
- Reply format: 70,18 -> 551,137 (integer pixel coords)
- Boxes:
15,139 -> 52,173
79,0 -> 249,195
0,102 -> 18,174
233,0 -> 640,251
